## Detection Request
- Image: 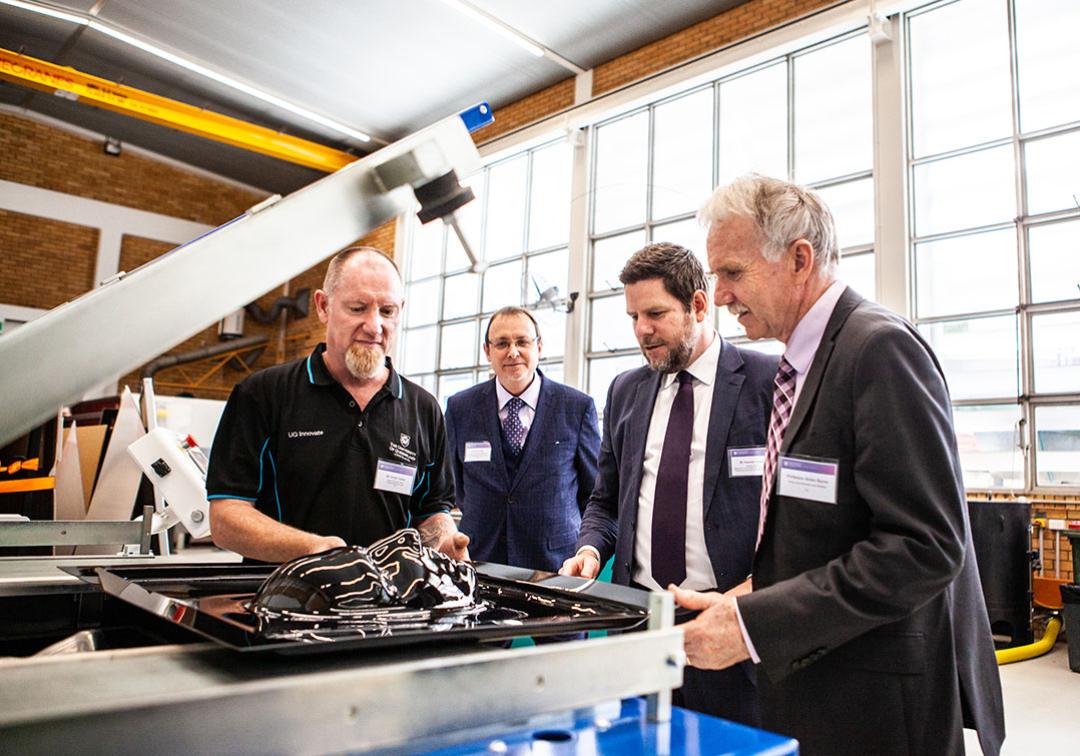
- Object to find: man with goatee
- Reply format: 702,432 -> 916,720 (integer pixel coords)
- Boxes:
207,247 -> 468,563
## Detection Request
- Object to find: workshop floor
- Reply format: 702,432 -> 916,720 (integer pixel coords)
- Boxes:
964,639 -> 1079,754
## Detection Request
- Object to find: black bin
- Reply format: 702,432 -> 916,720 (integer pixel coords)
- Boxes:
1061,584 -> 1080,673
968,500 -> 1033,647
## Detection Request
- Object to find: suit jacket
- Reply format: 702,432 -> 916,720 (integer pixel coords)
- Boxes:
445,372 -> 600,572
577,339 -> 776,591
737,287 -> 1005,756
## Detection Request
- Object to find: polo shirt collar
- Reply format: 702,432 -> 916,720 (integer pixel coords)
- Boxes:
306,343 -> 404,399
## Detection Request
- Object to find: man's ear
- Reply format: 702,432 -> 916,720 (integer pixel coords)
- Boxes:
691,289 -> 709,322
314,289 -> 330,324
789,239 -> 816,282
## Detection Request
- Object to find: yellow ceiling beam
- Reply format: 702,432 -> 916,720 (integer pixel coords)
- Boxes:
0,48 -> 357,173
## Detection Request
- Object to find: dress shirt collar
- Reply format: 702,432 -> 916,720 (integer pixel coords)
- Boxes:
661,329 -> 720,390
784,280 -> 847,376
496,371 -> 542,411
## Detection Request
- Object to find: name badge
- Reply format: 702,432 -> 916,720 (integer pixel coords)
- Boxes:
464,441 -> 492,463
374,458 -> 417,496
777,455 -> 839,504
728,446 -> 766,477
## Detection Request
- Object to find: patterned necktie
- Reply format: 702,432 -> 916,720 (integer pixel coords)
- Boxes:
503,396 -> 526,455
757,357 -> 797,549
651,370 -> 694,588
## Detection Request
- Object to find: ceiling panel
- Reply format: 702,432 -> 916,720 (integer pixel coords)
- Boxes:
0,0 -> 747,194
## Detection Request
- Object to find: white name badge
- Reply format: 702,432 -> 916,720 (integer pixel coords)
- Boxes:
464,441 -> 492,463
777,455 -> 839,504
374,458 -> 418,496
728,446 -> 766,477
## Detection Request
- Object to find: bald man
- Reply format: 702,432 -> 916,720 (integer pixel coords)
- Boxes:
207,247 -> 468,563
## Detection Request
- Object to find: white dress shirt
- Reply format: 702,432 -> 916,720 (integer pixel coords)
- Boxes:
495,373 -> 542,444
632,332 -> 722,591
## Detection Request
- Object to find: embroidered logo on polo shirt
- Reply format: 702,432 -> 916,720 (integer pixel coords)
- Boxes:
400,434 -> 411,448
389,437 -> 417,464
287,430 -> 324,438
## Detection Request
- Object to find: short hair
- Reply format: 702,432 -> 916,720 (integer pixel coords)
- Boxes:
618,242 -> 707,311
321,246 -> 401,295
485,306 -> 541,344
698,174 -> 840,274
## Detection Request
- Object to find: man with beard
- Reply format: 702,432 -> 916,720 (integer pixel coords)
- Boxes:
559,242 -> 776,724
206,247 -> 468,563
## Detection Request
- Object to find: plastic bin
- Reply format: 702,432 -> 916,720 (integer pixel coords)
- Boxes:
1064,531 -> 1080,585
1061,583 -> 1080,673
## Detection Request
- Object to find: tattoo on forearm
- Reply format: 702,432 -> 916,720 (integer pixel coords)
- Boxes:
418,515 -> 452,547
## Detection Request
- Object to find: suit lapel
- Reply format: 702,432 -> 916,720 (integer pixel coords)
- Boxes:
509,374 -> 549,490
781,286 -> 862,453
625,370 -> 663,505
482,379 -> 511,491
703,340 -> 745,519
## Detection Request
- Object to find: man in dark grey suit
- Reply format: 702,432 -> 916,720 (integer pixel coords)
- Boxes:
673,175 -> 1005,755
561,242 -> 776,725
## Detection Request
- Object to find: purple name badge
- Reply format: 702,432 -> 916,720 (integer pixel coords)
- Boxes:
777,455 -> 838,504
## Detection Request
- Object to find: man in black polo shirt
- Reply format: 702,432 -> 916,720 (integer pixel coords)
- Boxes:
206,247 -> 468,562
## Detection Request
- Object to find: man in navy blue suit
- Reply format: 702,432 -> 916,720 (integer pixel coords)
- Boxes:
560,242 -> 776,725
445,306 -> 600,574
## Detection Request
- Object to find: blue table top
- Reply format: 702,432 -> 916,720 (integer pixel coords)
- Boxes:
425,696 -> 798,755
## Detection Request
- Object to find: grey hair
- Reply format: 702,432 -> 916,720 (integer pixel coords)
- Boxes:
698,174 -> 840,275
322,246 -> 401,296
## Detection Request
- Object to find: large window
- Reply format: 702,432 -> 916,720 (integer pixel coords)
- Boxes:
585,32 -> 874,411
909,0 -> 1080,490
400,139 -> 572,405
397,0 -> 1079,494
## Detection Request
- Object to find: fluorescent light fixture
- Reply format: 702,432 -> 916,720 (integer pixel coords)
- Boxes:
437,0 -> 545,58
0,0 -> 372,143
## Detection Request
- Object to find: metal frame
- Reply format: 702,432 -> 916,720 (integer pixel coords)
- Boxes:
0,506 -> 153,555
0,112 -> 482,448
0,618 -> 682,755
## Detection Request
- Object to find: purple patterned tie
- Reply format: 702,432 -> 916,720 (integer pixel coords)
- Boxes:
757,357 -> 797,549
504,396 -> 526,455
651,371 -> 694,588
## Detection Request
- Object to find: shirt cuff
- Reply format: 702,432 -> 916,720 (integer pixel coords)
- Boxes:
733,597 -> 761,664
577,545 -> 601,563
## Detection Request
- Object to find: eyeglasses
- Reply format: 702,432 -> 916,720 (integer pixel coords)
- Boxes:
488,337 -> 539,352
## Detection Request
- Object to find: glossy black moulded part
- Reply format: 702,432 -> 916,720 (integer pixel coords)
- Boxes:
367,529 -> 477,609
252,545 -> 396,614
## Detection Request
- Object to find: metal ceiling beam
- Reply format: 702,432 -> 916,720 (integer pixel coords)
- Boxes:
0,47 -> 358,172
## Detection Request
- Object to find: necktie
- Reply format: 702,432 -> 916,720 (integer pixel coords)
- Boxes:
651,370 -> 694,588
503,396 -> 526,455
757,357 -> 797,548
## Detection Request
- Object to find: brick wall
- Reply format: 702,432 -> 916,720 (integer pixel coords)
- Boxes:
283,219 -> 398,362
0,208 -> 97,308
1,112 -> 272,400
0,112 -> 263,224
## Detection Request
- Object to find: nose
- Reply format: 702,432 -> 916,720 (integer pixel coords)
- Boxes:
359,309 -> 382,335
635,319 -> 653,341
713,280 -> 733,307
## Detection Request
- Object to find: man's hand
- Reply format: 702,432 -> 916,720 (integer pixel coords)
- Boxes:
418,513 -> 471,561
308,534 -> 347,554
669,585 -> 751,670
559,549 -> 600,578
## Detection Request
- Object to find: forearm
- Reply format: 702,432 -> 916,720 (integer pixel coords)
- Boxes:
417,511 -> 457,548
210,499 -> 343,562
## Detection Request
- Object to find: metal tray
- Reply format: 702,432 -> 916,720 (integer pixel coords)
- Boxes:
65,561 -> 651,655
